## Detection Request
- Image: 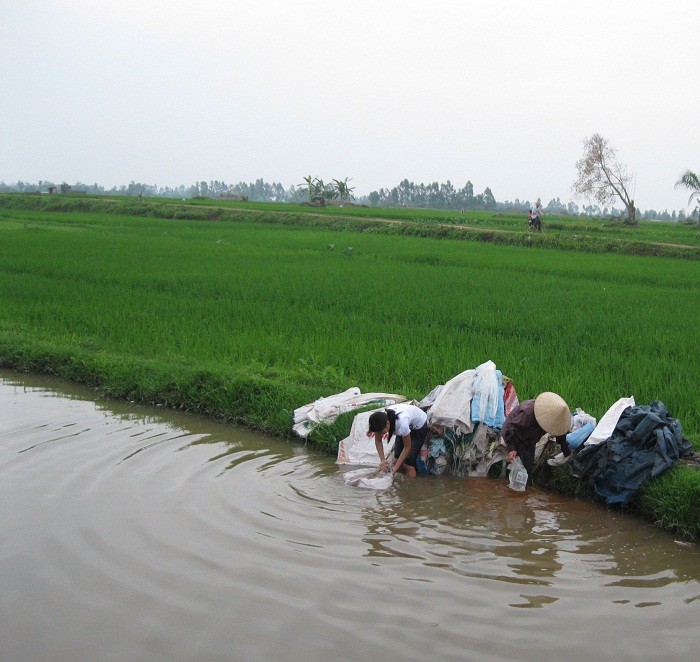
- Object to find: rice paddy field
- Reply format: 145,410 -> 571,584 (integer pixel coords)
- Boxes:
185,198 -> 700,247
1,195 -> 698,537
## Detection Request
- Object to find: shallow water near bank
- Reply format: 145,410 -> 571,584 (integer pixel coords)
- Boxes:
1,370 -> 697,661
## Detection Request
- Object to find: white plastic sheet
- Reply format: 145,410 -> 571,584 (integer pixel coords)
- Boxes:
293,389 -> 406,439
571,407 -> 597,431
426,368 -> 475,434
472,360 -> 500,424
584,397 -> 635,447
342,467 -> 394,490
336,407 -> 400,465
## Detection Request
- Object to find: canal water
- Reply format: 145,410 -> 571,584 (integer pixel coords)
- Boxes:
0,370 -> 697,661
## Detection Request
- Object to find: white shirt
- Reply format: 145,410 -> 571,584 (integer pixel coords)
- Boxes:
389,403 -> 428,437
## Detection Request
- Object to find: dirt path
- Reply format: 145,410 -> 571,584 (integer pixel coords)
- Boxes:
205,204 -> 700,252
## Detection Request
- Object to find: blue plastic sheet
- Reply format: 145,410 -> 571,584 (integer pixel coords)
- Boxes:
569,402 -> 693,505
566,422 -> 595,451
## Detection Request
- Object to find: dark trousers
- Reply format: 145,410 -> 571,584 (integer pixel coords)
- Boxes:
393,424 -> 429,468
513,441 -> 536,479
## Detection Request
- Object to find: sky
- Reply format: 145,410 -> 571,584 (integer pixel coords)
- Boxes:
2,0 -> 698,211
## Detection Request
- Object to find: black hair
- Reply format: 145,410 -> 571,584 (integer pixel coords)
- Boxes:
368,411 -> 388,433
385,408 -> 399,439
368,408 -> 400,438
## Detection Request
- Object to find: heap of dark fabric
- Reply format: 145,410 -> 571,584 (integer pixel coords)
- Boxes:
569,401 -> 694,505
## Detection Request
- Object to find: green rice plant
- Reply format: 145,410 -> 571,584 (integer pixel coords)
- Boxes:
1,201 -> 698,537
305,405 -> 380,454
635,466 -> 700,541
2,194 -> 699,254
0,205 -> 698,443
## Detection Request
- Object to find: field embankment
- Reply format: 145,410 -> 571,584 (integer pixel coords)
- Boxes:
0,195 -> 698,539
2,193 -> 699,259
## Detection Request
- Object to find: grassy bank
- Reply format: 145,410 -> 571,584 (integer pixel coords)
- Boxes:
2,194 -> 699,259
0,196 -> 698,539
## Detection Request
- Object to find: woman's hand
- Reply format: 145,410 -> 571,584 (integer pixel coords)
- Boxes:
379,459 -> 388,472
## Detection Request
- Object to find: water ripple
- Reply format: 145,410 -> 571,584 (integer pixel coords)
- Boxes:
1,371 -> 699,661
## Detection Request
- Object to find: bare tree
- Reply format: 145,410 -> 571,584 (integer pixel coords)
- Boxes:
572,134 -> 637,224
675,169 -> 700,220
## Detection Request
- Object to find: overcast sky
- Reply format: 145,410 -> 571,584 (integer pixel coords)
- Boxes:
2,1 -> 698,210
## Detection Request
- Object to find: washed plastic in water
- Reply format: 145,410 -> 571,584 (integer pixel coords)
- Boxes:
508,457 -> 528,492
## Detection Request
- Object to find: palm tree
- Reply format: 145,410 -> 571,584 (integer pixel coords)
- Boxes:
314,178 -> 329,200
299,175 -> 315,203
332,177 -> 355,201
675,170 -> 700,218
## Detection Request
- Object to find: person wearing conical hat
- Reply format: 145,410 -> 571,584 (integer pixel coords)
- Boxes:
500,392 -> 572,482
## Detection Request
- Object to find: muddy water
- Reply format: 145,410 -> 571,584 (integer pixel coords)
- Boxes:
0,370 -> 697,661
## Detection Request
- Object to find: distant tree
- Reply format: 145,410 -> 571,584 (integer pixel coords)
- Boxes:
415,183 -> 427,207
572,133 -> 637,225
299,175 -> 316,202
582,204 -> 600,216
457,181 -> 474,209
389,186 -> 399,206
313,178 -> 333,200
483,187 -> 496,210
545,197 -> 566,214
428,181 -> 441,208
331,177 -> 355,201
253,178 -> 271,201
272,182 -> 286,202
397,179 -> 413,206
675,169 -> 700,220
124,181 -> 153,196
441,180 -> 456,208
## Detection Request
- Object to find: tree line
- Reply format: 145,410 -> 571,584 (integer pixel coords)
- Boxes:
0,173 -> 695,221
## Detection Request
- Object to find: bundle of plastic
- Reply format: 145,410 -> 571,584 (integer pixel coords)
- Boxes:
584,397 -> 635,447
570,400 -> 693,505
294,388 -> 406,439
342,467 -> 394,490
508,457 -> 528,492
337,406 -> 405,465
426,368 -> 475,434
470,360 -> 505,428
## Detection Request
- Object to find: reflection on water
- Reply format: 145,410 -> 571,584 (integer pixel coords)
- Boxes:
1,369 -> 698,661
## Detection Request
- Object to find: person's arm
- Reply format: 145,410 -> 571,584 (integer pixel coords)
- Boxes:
393,434 -> 412,474
374,434 -> 387,471
502,423 -> 517,462
556,434 -> 572,456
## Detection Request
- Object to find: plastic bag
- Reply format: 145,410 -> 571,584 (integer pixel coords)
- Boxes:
508,457 -> 528,492
343,467 -> 394,490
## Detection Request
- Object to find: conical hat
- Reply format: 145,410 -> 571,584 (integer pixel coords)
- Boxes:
534,392 -> 571,436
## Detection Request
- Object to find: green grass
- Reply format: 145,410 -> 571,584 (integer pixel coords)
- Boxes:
0,196 -> 698,539
3,193 -> 699,255
635,466 -> 700,540
180,196 -> 700,243
1,207 -> 697,433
